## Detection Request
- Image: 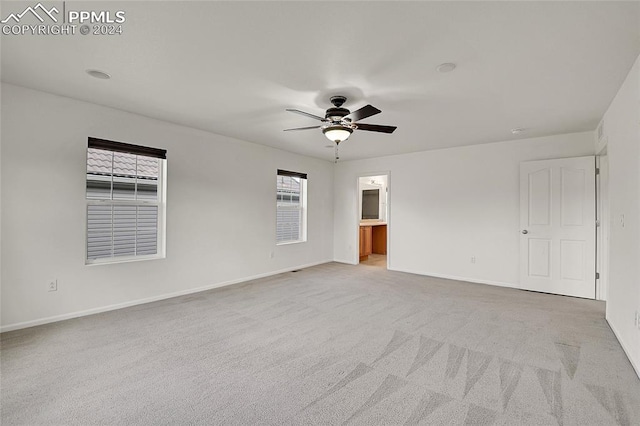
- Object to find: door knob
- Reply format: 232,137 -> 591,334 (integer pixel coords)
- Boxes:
522,230 -> 528,234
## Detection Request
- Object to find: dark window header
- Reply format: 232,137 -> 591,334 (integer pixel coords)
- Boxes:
277,169 -> 307,180
89,137 -> 167,159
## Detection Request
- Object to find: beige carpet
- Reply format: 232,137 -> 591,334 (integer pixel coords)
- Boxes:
2,262 -> 639,425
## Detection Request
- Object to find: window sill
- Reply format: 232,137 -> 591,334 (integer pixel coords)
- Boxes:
86,254 -> 165,266
276,240 -> 306,246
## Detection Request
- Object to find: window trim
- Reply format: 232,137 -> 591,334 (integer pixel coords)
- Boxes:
85,140 -> 167,265
88,137 -> 167,159
276,169 -> 307,180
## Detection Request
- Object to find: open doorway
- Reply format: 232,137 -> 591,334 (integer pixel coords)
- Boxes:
357,174 -> 389,269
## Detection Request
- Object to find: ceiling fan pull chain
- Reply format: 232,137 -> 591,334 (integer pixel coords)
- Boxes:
335,143 -> 339,163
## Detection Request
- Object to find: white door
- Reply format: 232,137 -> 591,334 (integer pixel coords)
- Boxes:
519,156 -> 596,299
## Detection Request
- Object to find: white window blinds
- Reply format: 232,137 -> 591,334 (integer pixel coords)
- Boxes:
276,170 -> 307,244
86,138 -> 166,262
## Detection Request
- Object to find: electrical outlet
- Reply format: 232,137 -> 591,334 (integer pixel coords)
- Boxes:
471,256 -> 476,264
48,280 -> 57,292
636,310 -> 640,330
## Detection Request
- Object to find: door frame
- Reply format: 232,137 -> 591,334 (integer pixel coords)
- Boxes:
355,171 -> 391,268
596,147 -> 610,301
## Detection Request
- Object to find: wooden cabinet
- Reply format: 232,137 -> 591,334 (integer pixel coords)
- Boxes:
359,226 -> 372,261
372,225 -> 387,255
360,224 -> 387,262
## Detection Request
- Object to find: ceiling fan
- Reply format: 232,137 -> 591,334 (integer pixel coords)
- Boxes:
284,96 -> 397,144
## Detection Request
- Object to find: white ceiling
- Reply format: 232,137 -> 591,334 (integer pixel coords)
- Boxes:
2,1 -> 639,161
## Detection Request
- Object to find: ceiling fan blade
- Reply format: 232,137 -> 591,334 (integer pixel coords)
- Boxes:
285,108 -> 326,121
283,125 -> 322,131
355,123 -> 397,134
345,104 -> 381,122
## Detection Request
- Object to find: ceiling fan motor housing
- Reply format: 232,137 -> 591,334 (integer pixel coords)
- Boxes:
325,107 -> 350,121
329,95 -> 347,107
326,95 -> 350,122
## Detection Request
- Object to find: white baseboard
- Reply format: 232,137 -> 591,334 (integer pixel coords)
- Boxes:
388,266 -> 517,290
333,258 -> 358,265
0,260 -> 332,333
606,316 -> 640,379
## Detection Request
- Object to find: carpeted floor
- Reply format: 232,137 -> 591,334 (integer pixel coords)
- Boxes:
2,262 -> 639,425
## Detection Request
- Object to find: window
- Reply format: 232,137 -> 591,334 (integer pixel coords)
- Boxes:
276,169 -> 307,244
86,137 -> 167,263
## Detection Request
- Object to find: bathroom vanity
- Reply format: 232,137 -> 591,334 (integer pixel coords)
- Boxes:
359,222 -> 387,261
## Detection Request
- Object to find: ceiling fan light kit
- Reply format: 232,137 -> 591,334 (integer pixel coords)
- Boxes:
323,125 -> 353,143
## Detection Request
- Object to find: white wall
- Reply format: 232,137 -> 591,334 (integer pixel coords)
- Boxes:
598,54 -> 640,375
0,83 -> 334,330
334,132 -> 595,288
0,82 -> 3,323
